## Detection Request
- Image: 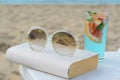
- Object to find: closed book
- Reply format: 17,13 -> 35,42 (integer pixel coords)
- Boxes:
6,42 -> 98,79
20,65 -> 66,80
20,50 -> 120,80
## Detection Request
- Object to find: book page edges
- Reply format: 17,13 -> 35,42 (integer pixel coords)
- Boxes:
68,55 -> 98,78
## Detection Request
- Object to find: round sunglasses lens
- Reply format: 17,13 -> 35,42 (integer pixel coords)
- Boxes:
52,32 -> 77,55
28,29 -> 46,51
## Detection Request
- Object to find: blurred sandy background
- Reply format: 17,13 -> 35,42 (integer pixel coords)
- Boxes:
0,5 -> 120,80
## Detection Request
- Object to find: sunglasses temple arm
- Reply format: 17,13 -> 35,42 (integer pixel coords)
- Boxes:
76,40 -> 83,49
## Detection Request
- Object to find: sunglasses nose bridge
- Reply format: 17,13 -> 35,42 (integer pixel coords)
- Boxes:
46,33 -> 52,41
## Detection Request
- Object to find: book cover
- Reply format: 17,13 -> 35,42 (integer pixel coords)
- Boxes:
6,43 -> 98,79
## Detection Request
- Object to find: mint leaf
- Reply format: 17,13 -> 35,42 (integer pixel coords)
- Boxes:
86,17 -> 94,22
87,11 -> 96,16
96,22 -> 104,30
87,11 -> 92,15
92,12 -> 97,14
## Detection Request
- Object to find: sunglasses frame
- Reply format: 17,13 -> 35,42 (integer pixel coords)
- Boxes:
28,26 -> 78,55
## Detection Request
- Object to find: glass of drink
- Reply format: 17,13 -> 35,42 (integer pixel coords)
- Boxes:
84,11 -> 109,60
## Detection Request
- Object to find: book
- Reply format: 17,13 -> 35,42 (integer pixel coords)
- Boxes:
20,65 -> 66,80
19,50 -> 120,80
6,42 -> 98,79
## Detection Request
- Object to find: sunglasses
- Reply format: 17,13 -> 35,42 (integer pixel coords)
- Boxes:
28,27 -> 78,55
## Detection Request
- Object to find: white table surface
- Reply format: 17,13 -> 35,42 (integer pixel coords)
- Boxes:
20,50 -> 120,80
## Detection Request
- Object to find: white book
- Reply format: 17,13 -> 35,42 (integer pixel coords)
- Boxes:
20,65 -> 66,80
6,42 -> 98,79
19,50 -> 120,80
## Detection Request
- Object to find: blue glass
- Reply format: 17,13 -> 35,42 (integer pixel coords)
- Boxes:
84,13 -> 109,60
84,24 -> 108,60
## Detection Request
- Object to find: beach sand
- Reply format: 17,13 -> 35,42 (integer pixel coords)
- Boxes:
0,5 -> 120,80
